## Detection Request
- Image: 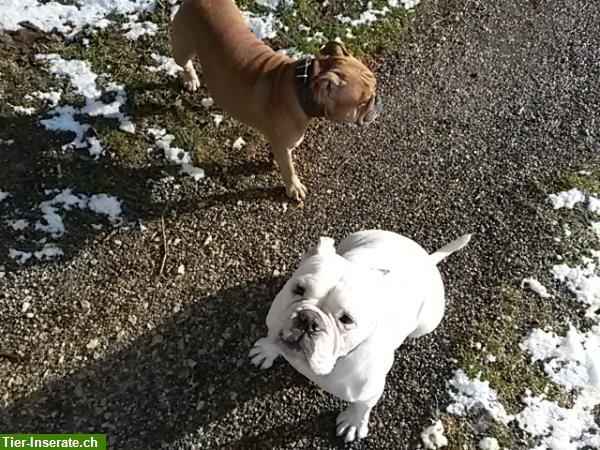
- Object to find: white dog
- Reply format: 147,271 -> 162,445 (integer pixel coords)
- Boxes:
249,230 -> 471,442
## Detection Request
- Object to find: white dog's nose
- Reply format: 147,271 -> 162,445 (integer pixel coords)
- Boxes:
296,310 -> 323,335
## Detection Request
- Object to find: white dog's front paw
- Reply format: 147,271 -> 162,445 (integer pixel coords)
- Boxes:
285,178 -> 307,202
336,403 -> 370,442
249,337 -> 279,369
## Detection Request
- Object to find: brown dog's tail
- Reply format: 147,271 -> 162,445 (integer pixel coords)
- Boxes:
430,234 -> 472,265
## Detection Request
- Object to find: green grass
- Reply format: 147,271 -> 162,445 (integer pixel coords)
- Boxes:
441,164 -> 600,448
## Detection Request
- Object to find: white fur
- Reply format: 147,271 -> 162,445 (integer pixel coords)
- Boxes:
250,230 -> 471,442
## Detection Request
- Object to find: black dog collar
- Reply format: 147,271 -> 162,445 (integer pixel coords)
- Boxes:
294,57 -> 324,118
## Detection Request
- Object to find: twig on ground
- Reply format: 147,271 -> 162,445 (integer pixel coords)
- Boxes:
158,215 -> 168,278
102,228 -> 119,242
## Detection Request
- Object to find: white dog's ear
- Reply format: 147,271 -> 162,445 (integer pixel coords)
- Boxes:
302,237 -> 336,260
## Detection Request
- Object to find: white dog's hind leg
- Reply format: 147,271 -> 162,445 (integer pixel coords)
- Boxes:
336,401 -> 373,442
249,337 -> 280,369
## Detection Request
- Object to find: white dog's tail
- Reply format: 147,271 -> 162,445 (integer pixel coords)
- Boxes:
430,234 -> 472,265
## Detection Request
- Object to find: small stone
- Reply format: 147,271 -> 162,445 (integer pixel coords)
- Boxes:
80,300 -> 91,313
21,301 -> 31,313
177,264 -> 185,275
186,359 -> 197,368
86,338 -> 100,350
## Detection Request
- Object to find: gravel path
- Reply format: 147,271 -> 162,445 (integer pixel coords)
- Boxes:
1,0 -> 599,448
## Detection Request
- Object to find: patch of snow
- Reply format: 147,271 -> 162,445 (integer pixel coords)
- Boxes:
242,11 -> 282,39
0,191 -> 9,203
551,262 -> 600,318
11,105 -> 37,115
8,219 -> 29,231
549,188 -> 586,209
33,189 -> 124,239
88,194 -> 123,225
522,277 -> 552,299
515,395 -> 600,450
37,54 -> 100,98
0,0 -> 157,38
0,139 -> 15,145
592,222 -> 600,240
122,19 -> 158,40
181,163 -> 205,181
212,114 -> 224,126
522,326 -> 600,393
447,369 -> 512,424
40,105 -> 91,150
420,420 -> 448,449
232,137 -> 246,151
37,55 -> 134,155
201,97 -> 214,108
146,53 -> 182,77
29,90 -> 62,107
148,128 -> 205,181
477,437 -> 499,450
8,249 -> 32,265
588,196 -> 600,215
33,243 -> 63,261
256,0 -> 293,9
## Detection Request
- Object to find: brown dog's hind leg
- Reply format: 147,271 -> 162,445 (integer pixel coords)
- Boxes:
171,10 -> 200,92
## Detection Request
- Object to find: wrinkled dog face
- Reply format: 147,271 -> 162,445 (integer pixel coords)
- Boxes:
311,42 -> 381,127
267,238 -> 381,376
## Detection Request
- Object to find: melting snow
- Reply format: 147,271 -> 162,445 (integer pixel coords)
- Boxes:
522,326 -> 600,393
549,188 -> 586,209
232,137 -> 246,151
551,262 -> 600,319
478,437 -> 499,450
515,395 -> 600,450
122,19 -> 158,40
446,369 -> 512,424
420,420 -> 448,449
522,277 -> 552,299
37,54 -> 134,156
148,128 -> 205,181
242,11 -> 282,40
146,53 -> 183,77
0,0 -> 157,38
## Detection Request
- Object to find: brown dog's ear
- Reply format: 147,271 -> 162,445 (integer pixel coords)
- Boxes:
311,71 -> 346,97
320,41 -> 350,57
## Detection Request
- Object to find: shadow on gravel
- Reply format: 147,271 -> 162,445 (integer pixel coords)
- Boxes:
0,276 -> 325,448
0,113 -> 285,271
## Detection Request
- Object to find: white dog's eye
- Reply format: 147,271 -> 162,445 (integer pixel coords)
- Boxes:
339,314 -> 354,325
293,285 -> 305,297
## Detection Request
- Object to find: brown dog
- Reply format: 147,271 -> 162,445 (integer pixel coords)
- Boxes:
171,0 -> 381,200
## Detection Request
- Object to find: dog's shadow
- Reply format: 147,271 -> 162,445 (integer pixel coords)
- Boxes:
0,276 -> 327,448
0,110 -> 288,271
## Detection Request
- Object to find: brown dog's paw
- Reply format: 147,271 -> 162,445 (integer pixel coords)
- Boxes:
286,178 -> 307,202
184,76 -> 200,92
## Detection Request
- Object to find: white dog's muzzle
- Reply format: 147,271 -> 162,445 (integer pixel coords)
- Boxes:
279,303 -> 338,376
